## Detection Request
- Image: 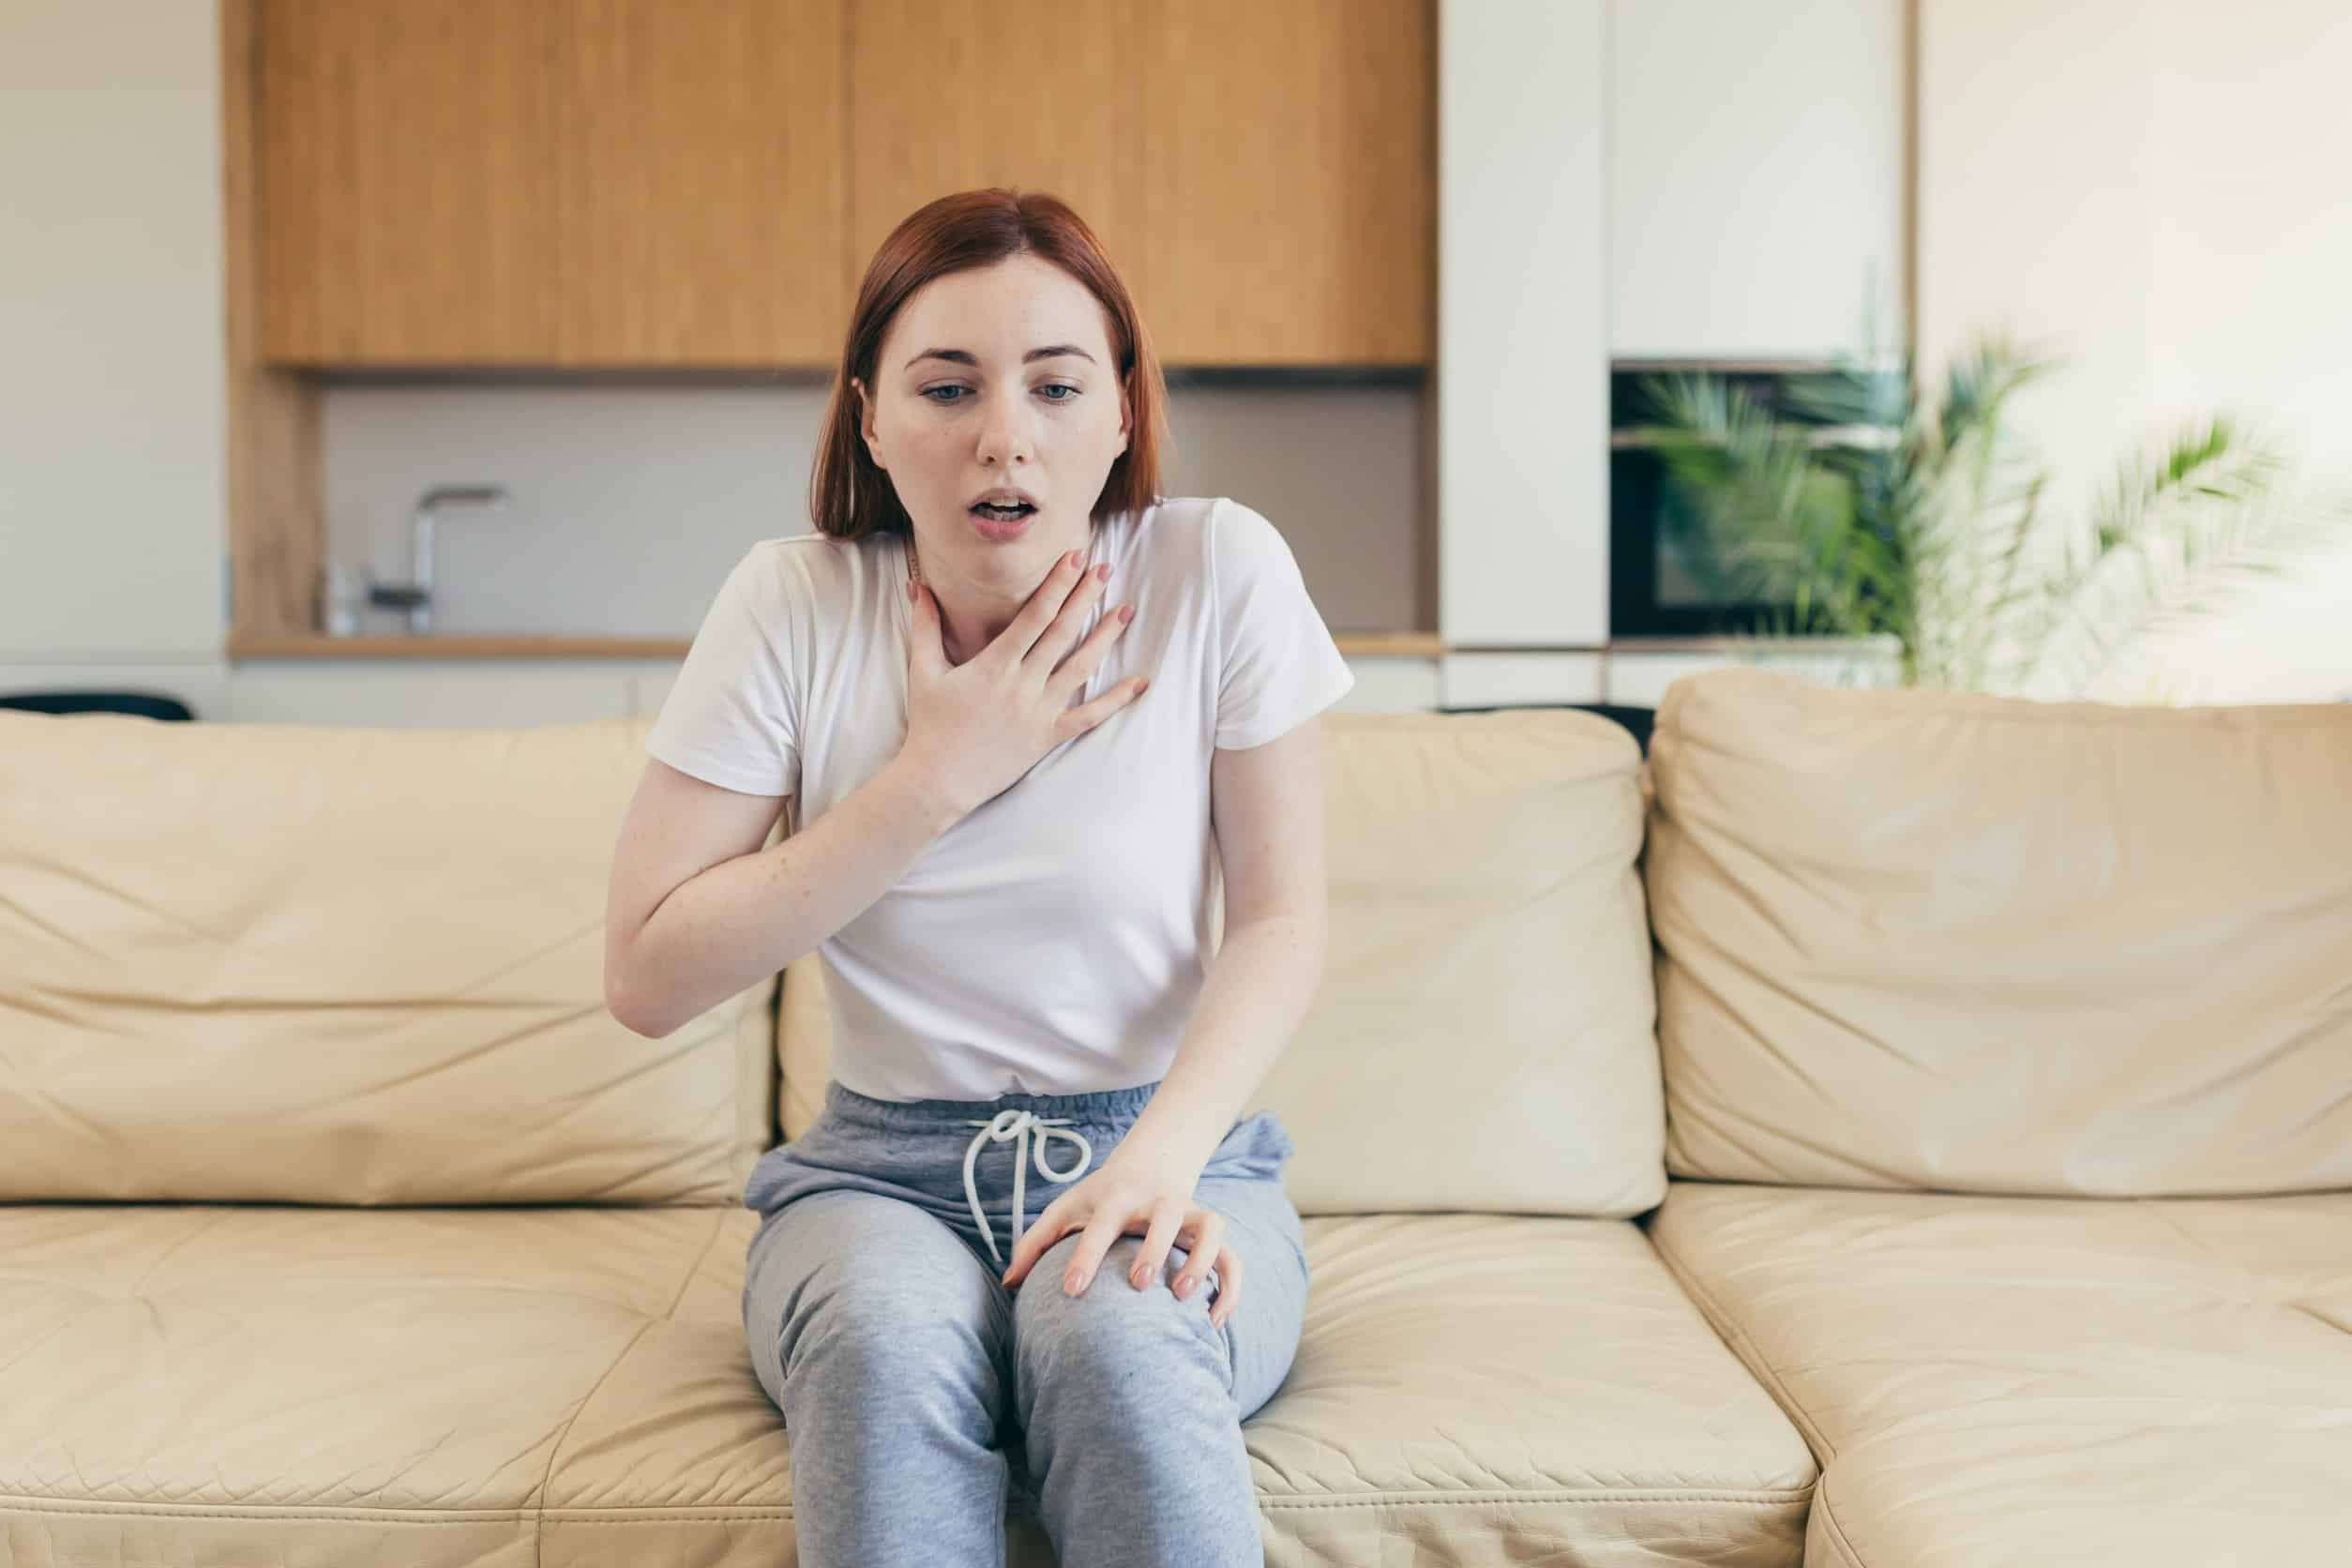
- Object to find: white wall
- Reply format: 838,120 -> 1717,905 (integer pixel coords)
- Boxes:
1920,0 -> 2352,703
0,0 -> 227,666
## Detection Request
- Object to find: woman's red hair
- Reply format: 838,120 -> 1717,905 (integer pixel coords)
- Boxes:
808,188 -> 1170,541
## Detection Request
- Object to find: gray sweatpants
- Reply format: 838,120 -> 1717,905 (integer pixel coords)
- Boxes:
739,1078 -> 1311,1567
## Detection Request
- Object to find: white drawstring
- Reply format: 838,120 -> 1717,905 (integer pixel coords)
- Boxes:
962,1109 -> 1093,1271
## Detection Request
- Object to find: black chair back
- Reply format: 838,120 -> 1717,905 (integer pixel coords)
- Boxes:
0,691 -> 196,721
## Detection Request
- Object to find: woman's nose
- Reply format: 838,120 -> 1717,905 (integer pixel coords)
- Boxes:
976,390 -> 1034,463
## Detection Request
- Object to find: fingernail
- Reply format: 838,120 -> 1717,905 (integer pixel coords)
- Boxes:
1174,1276 -> 1193,1298
1118,604 -> 1134,623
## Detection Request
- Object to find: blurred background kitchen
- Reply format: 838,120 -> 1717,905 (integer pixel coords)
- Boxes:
5,0 -> 2348,725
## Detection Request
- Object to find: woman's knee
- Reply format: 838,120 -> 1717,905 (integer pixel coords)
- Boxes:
1011,1234 -> 1233,1403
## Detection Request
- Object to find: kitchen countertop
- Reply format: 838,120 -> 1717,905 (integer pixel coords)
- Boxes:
225,630 -> 1454,660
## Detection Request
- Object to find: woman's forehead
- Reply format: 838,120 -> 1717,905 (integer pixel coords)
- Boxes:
888,259 -> 1111,365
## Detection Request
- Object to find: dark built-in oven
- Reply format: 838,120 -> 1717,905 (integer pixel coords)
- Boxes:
1608,359 -> 1899,639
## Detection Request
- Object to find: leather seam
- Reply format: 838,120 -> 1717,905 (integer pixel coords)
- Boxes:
1259,1490 -> 1814,1510
535,1319 -> 656,1566
1812,1468 -> 1870,1566
1646,1223 -> 1840,1465
535,1210 -> 730,1566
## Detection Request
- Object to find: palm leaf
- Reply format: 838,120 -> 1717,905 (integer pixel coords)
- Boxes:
2015,417 -> 2317,696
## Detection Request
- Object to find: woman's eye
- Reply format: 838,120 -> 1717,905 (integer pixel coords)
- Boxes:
919,384 -> 1080,405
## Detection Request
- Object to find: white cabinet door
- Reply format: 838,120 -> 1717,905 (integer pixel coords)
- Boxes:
1439,0 -> 1608,650
1608,0 -> 1907,361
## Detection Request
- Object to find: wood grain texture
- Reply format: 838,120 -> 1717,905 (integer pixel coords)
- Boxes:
224,0 -> 324,639
1138,0 -> 1434,365
556,0 -> 849,365
258,0 -> 565,363
847,0 -> 1151,323
254,0 -> 1429,369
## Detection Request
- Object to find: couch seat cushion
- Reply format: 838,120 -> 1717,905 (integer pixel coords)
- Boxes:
1258,1213 -> 1816,1565
0,1202 -> 785,1566
1648,1182 -> 2352,1566
2,1201 -> 1815,1566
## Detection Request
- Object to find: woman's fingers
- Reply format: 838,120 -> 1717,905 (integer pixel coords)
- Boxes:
1171,1209 -> 1227,1299
1203,1241 -> 1243,1329
1131,1199 -> 1187,1289
1045,1198 -> 1242,1326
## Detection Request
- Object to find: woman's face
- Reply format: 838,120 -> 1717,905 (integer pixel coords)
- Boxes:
854,253 -> 1131,577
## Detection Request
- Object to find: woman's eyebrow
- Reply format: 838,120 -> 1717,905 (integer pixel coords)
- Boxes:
904,344 -> 1096,369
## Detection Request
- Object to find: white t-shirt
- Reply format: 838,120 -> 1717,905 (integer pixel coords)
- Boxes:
642,494 -> 1355,1101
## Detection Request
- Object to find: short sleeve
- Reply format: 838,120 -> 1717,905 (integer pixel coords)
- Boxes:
1211,499 -> 1356,749
642,547 -> 801,796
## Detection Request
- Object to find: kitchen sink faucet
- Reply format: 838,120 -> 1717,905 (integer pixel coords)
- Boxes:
364,484 -> 509,634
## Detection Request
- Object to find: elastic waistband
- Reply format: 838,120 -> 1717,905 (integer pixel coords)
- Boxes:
821,1078 -> 1163,1130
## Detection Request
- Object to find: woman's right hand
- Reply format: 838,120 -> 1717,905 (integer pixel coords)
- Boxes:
898,547 -> 1148,817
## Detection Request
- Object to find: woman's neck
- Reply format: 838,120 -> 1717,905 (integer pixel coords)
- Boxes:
910,525 -> 1092,667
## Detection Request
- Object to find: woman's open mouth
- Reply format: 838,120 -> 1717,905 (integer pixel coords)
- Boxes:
968,500 -> 1038,537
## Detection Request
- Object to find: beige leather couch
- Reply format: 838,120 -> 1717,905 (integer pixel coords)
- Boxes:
3,666 -> 2344,1566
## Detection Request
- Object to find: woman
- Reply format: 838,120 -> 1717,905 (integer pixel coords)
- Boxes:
604,188 -> 1354,1566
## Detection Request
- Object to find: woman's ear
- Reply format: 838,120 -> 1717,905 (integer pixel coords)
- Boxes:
852,377 -> 886,470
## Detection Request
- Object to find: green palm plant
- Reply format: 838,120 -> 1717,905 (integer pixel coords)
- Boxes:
1636,334 -> 2352,699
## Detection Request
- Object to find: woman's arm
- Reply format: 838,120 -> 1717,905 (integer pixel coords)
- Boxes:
605,754 -> 966,1039
1117,716 -> 1332,1171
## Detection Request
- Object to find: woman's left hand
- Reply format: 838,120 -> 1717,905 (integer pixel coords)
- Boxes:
997,1144 -> 1244,1330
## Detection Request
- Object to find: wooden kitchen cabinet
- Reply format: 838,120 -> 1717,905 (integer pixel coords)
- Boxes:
556,0 -> 848,364
258,0 -> 565,363
849,0 -> 1432,368
847,0 -> 1151,329
257,0 -> 850,366
1134,0 -> 1433,366
254,0 -> 1427,369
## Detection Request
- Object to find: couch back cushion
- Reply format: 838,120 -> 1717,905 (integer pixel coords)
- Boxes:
0,712 -> 776,1205
781,709 -> 1666,1218
1646,668 -> 2352,1197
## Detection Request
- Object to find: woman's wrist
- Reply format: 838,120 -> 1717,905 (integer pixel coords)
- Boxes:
882,751 -> 972,837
